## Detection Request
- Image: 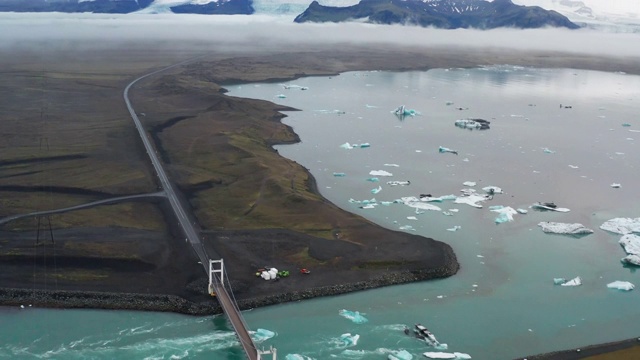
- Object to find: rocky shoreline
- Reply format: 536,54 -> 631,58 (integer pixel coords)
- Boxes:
0,245 -> 458,315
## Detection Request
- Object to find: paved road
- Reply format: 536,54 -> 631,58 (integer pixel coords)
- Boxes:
0,192 -> 166,225
124,60 -> 259,360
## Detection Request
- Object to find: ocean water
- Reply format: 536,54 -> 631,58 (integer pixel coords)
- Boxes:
2,66 -> 640,360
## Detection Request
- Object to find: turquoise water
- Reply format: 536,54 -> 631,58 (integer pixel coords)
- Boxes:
2,67 -> 640,359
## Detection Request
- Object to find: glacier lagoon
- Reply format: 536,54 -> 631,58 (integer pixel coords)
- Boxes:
2,66 -> 640,359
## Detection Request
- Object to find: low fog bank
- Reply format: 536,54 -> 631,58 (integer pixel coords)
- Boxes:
1,12 -> 640,58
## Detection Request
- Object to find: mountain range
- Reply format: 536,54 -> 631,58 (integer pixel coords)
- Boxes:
3,0 -> 638,31
0,0 -> 252,14
294,0 -> 580,29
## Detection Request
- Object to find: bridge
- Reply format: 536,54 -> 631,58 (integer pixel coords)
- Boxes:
124,60 -> 276,360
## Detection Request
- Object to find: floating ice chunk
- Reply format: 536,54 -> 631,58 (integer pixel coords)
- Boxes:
407,216 -> 418,220
277,94 -> 287,99
438,146 -> 458,155
454,194 -> 488,208
349,198 -> 377,204
384,163 -> 400,167
455,118 -> 490,130
285,355 -> 313,360
388,349 -> 413,360
622,254 -> 640,266
371,186 -> 382,194
600,218 -> 640,235
334,333 -> 360,348
447,225 -> 461,232
340,142 -> 354,149
619,234 -> 640,257
443,212 -> 453,216
251,328 -> 276,342
532,203 -> 570,212
463,181 -> 476,187
367,177 -> 380,182
339,309 -> 368,324
387,180 -> 411,186
622,123 -> 632,127
360,143 -> 371,148
420,194 -> 456,202
554,278 -> 567,285
333,172 -> 346,177
516,208 -> 528,214
370,170 -> 393,177
381,201 -> 393,206
538,222 -> 594,235
399,225 -> 415,231
568,165 -> 579,169
607,281 -> 635,291
423,352 -> 471,359
611,183 -> 621,188
482,186 -> 503,194
561,277 -> 582,286
392,105 -> 419,116
491,206 -> 517,224
543,147 -> 556,154
401,197 -> 442,212
449,209 -> 459,213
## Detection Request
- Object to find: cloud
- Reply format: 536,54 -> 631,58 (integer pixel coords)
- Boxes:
1,12 -> 640,58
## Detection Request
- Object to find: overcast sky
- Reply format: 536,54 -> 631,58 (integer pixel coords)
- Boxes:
1,12 -> 640,58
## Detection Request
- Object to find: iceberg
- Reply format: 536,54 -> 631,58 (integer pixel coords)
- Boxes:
333,172 -> 346,177
360,143 -> 371,148
611,183 -> 621,188
336,333 -> 360,347
532,202 -> 570,212
619,234 -> 640,255
370,170 -> 393,177
338,309 -> 368,324
339,142 -> 354,149
454,118 -> 490,130
423,352 -> 471,359
516,208 -> 528,214
600,218 -> 640,235
454,194 -> 489,209
371,186 -> 382,194
553,278 -> 567,285
482,186 -> 503,194
447,225 -> 461,232
491,206 -> 517,224
607,281 -> 635,291
285,355 -> 313,360
538,222 -> 594,236
251,328 -> 276,342
622,254 -> 640,266
400,197 -> 442,211
438,146 -> 458,155
392,105 -> 418,116
462,181 -> 476,187
387,180 -> 411,186
388,349 -> 413,360
367,177 -> 380,182
560,277 -> 582,286
277,94 -> 287,99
